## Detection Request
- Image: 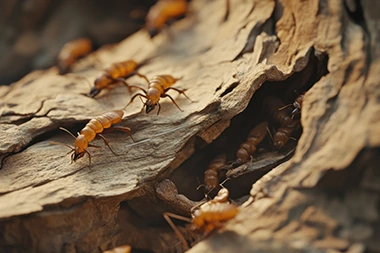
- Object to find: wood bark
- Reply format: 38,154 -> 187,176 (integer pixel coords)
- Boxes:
0,0 -> 379,252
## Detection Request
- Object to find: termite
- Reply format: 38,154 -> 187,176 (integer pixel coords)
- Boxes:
103,245 -> 131,253
234,121 -> 268,167
146,0 -> 188,38
57,38 -> 93,74
264,96 -> 300,150
125,74 -> 192,115
163,187 -> 239,250
290,93 -> 304,117
204,153 -> 227,193
279,93 -> 305,118
51,110 -> 134,164
272,121 -> 299,150
87,60 -> 149,98
264,96 -> 292,126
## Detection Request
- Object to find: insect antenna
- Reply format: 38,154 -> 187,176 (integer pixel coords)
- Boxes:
163,212 -> 190,251
50,141 -> 75,151
219,177 -> 230,188
278,104 -> 292,111
59,127 -> 77,139
196,177 -> 205,191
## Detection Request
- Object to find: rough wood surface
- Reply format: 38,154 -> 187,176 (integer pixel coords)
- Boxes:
186,0 -> 380,252
0,0 -> 379,252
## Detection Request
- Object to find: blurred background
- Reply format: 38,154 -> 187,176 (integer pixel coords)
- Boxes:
0,0 -> 156,85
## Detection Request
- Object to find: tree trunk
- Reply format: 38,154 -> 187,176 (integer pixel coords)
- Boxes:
0,0 -> 379,252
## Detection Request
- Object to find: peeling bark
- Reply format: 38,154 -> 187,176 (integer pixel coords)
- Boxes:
0,0 -> 379,252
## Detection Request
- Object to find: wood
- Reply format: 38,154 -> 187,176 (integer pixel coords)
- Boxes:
0,0 -> 379,252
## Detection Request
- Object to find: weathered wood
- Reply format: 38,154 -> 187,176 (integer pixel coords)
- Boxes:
186,0 -> 380,252
0,0 -> 379,252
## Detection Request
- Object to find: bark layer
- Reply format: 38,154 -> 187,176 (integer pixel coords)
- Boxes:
0,0 -> 379,252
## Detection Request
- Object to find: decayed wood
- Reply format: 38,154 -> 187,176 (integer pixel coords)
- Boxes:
0,0 -> 379,252
0,0 -> 275,216
186,0 -> 380,252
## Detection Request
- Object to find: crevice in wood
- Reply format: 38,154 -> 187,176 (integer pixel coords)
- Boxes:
109,47 -> 332,252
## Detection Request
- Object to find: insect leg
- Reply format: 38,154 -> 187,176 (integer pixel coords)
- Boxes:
97,134 -> 118,156
110,78 -> 133,93
84,149 -> 92,165
163,212 -> 190,251
103,126 -> 136,142
156,102 -> 161,115
134,72 -> 150,84
291,108 -> 301,118
128,85 -> 148,94
166,87 -> 193,102
88,144 -> 101,148
161,94 -> 184,112
266,126 -> 274,143
123,93 -> 147,110
190,200 -> 207,213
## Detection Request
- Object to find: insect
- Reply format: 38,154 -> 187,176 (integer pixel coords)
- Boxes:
290,93 -> 304,117
264,96 -> 300,150
234,121 -> 268,166
57,38 -> 93,74
264,96 -> 293,126
145,0 -> 188,38
125,74 -> 192,115
103,245 -> 131,253
279,93 -> 305,118
163,187 -> 239,250
87,60 -> 149,98
51,110 -> 134,164
272,120 -> 299,150
204,153 -> 227,193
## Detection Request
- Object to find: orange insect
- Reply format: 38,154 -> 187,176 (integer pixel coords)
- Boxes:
264,96 -> 300,150
204,153 -> 227,193
88,60 -> 148,98
103,245 -> 131,253
234,121 -> 268,166
57,38 -> 93,74
126,74 -> 191,115
51,110 -> 134,164
163,187 -> 239,250
146,0 -> 188,38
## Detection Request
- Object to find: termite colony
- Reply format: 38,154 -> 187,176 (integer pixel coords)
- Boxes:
49,1 -> 329,252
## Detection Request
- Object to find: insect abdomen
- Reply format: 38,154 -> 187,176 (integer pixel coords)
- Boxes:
273,119 -> 299,149
146,0 -> 187,31
201,203 -> 239,223
235,121 -> 268,164
106,61 -> 138,79
80,110 -> 124,142
150,75 -> 177,90
204,154 -> 227,192
58,38 -> 92,74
